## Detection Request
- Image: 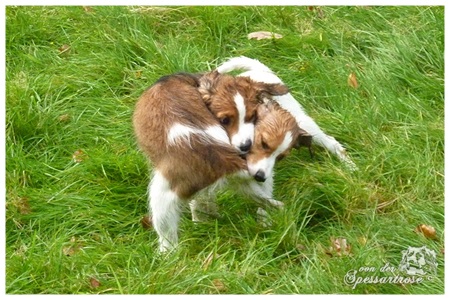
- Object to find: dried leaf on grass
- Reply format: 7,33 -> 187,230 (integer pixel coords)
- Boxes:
83,6 -> 93,13
63,236 -> 83,256
11,196 -> 31,215
307,6 -> 325,19
248,31 -> 283,40
211,279 -> 227,293
415,224 -> 437,240
89,277 -> 101,289
58,44 -> 71,57
141,215 -> 152,230
72,149 -> 87,163
63,245 -> 80,256
347,72 -> 359,89
326,237 -> 352,257
58,114 -> 71,123
202,251 -> 220,270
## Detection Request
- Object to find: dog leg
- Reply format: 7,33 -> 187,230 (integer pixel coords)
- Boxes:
256,207 -> 273,228
149,171 -> 181,253
245,175 -> 284,209
249,179 -> 282,227
238,175 -> 284,227
189,189 -> 220,222
274,94 -> 357,170
311,132 -> 357,170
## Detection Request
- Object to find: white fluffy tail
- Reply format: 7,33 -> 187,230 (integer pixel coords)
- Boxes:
216,56 -> 273,74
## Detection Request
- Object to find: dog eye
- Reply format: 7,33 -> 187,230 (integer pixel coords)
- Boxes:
220,117 -> 231,125
261,140 -> 270,150
249,111 -> 257,123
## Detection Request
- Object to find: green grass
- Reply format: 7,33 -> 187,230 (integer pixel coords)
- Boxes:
5,6 -> 444,294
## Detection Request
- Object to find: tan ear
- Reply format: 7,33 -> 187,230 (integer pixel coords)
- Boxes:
264,83 -> 289,96
198,70 -> 220,101
256,82 -> 289,102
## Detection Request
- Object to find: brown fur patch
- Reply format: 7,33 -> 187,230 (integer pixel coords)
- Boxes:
133,73 -> 246,200
133,72 -> 294,200
199,73 -> 289,142
247,101 -> 311,165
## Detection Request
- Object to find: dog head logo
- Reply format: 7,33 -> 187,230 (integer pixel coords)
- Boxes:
398,246 -> 437,276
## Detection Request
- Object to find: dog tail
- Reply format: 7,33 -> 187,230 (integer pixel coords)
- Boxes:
216,56 -> 273,74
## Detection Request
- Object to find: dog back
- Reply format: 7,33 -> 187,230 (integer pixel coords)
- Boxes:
133,73 -> 246,199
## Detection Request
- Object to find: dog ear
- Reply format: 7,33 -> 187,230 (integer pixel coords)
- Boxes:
198,70 -> 220,102
295,128 -> 313,149
294,127 -> 314,158
264,83 -> 290,96
256,82 -> 289,102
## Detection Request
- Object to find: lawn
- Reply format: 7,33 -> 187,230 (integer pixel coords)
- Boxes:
4,6 -> 444,294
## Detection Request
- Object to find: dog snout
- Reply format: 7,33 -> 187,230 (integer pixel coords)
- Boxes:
239,139 -> 252,153
254,170 -> 266,182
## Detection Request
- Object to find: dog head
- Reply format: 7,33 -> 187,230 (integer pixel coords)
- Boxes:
198,71 -> 289,154
246,101 -> 312,182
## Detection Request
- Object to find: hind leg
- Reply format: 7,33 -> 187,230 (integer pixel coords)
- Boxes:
312,133 -> 357,170
149,171 -> 181,252
293,113 -> 357,170
189,190 -> 220,222
275,94 -> 357,170
298,116 -> 357,170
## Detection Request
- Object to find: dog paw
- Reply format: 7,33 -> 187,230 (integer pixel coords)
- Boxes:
268,199 -> 284,208
257,207 -> 273,228
337,149 -> 358,171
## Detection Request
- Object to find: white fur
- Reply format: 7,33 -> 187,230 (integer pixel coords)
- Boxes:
231,93 -> 254,152
190,170 -> 283,224
154,165 -> 284,251
217,56 -> 357,170
149,65 -> 312,252
154,121 -> 285,252
167,122 -> 230,147
167,123 -> 199,147
217,56 -> 273,74
149,171 -> 181,252
204,125 -> 230,145
247,131 -> 293,181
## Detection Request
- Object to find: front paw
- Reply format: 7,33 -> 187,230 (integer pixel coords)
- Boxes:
257,207 -> 272,228
268,198 -> 284,208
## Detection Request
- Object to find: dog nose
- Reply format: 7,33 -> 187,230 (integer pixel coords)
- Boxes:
254,170 -> 266,182
239,140 -> 252,153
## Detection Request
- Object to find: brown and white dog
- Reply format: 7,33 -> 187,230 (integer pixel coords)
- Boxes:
133,71 -> 310,252
217,56 -> 357,170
